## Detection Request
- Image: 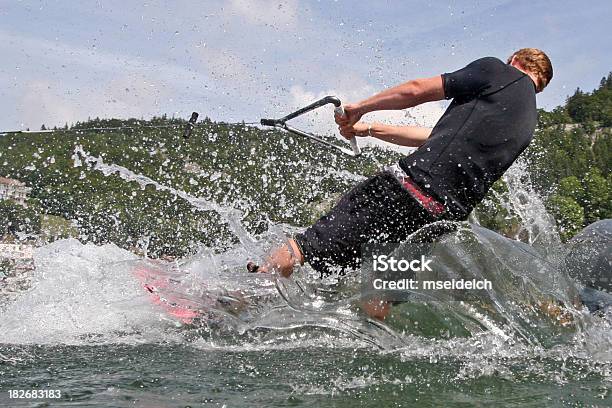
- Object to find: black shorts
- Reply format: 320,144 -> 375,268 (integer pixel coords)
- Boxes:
294,171 -> 438,276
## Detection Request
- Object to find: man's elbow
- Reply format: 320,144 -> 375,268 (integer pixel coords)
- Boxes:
399,81 -> 422,99
403,76 -> 445,103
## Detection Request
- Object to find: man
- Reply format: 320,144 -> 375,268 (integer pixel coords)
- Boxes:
247,48 -> 553,318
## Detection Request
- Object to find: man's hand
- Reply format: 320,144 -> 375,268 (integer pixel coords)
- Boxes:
339,122 -> 369,140
334,104 -> 363,128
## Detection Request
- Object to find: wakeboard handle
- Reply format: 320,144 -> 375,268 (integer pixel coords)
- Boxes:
333,105 -> 361,156
260,95 -> 361,157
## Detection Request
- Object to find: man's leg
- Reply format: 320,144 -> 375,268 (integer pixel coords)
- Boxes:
249,239 -> 392,319
248,172 -> 436,319
247,174 -> 390,279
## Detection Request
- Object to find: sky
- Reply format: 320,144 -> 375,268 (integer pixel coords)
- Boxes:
0,0 -> 610,137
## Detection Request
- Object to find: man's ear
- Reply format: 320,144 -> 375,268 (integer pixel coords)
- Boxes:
509,56 -> 520,69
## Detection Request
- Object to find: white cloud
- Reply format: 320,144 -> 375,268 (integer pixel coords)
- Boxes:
224,0 -> 299,29
98,75 -> 170,118
18,81 -> 78,129
0,30 -> 221,128
200,47 -> 252,83
15,75 -> 173,129
0,29 -> 212,92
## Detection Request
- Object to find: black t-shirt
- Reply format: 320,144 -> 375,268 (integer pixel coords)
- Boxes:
398,56 -> 537,220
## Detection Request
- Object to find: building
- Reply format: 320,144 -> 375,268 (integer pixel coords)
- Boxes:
0,243 -> 35,278
0,243 -> 34,260
0,243 -> 35,295
0,177 -> 31,207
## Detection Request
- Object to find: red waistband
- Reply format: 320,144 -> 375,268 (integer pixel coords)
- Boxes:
400,176 -> 445,216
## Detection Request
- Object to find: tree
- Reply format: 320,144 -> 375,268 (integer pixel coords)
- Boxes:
0,200 -> 41,238
557,176 -> 584,202
582,168 -> 611,223
547,194 -> 584,241
527,71 -> 612,240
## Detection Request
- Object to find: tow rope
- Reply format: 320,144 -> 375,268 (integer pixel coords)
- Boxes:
0,112 -> 200,139
2,95 -> 361,157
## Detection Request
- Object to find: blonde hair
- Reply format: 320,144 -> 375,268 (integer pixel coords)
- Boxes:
507,48 -> 553,92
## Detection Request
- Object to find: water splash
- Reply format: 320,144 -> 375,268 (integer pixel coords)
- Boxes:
1,148 -> 608,382
500,160 -> 560,248
0,221 -> 594,352
73,145 -> 264,258
0,239 -> 165,344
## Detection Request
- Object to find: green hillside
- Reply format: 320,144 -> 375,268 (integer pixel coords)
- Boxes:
525,73 -> 612,239
0,73 -> 610,255
0,118 -> 396,257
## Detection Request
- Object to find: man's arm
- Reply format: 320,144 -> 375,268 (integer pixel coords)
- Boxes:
339,122 -> 432,147
354,75 -> 445,114
337,76 -> 445,127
